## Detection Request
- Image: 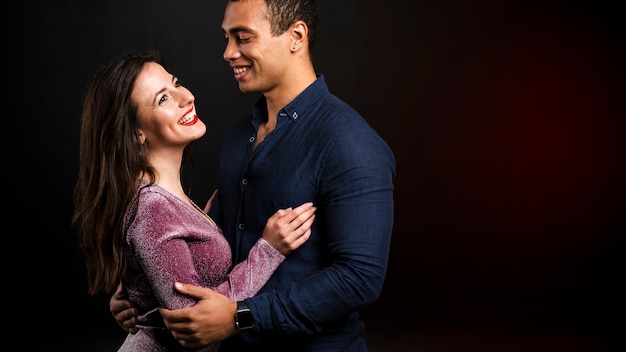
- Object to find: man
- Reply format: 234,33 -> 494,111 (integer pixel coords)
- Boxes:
110,0 -> 396,350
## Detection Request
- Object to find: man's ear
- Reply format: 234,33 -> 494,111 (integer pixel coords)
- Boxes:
289,20 -> 308,51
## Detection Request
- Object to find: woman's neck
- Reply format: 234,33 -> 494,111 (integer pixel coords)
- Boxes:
144,151 -> 187,200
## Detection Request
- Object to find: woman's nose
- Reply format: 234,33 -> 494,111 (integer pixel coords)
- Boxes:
179,88 -> 194,106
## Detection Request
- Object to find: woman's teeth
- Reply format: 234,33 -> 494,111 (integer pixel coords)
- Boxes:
178,113 -> 196,124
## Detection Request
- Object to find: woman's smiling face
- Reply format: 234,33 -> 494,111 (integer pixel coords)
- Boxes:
132,61 -> 206,152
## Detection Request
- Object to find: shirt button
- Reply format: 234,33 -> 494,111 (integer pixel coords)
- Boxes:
238,224 -> 245,230
249,136 -> 255,143
242,179 -> 248,185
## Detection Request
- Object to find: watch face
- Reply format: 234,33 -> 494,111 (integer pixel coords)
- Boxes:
236,302 -> 255,330
236,309 -> 255,329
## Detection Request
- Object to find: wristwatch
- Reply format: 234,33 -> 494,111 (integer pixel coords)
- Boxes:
235,300 -> 255,330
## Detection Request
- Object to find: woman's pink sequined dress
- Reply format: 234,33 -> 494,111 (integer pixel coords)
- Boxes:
117,182 -> 285,351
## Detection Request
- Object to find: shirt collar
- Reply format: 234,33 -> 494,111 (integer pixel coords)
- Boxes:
252,74 -> 329,124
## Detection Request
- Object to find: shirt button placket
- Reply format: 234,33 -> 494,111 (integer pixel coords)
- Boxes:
239,178 -> 248,231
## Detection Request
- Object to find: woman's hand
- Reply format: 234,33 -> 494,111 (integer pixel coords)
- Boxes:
262,202 -> 316,255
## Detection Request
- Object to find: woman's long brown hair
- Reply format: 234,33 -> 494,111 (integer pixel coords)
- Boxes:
72,50 -> 184,295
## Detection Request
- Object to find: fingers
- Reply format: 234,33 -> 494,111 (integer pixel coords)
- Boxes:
285,215 -> 315,251
112,302 -> 139,334
204,189 -> 218,213
284,213 -> 315,250
277,202 -> 316,229
292,203 -> 316,225
290,202 -> 314,215
288,204 -> 316,235
262,202 -> 316,255
122,316 -> 139,334
278,203 -> 316,253
172,282 -> 214,300
159,306 -> 189,325
110,282 -> 140,334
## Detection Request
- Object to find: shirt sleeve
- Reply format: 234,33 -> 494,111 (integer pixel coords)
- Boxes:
249,122 -> 396,335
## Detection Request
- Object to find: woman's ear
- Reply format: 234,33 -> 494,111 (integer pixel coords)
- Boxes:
138,130 -> 145,144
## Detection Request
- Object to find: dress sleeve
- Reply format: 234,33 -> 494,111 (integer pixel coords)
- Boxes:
127,189 -> 286,309
126,191 -> 205,310
212,238 -> 286,302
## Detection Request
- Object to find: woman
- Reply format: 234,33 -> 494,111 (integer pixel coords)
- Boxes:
72,50 -> 315,351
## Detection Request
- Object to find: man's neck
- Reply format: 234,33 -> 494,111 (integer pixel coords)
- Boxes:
264,66 -> 317,123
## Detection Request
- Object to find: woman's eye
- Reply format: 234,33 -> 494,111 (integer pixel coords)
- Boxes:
174,79 -> 181,88
158,95 -> 168,105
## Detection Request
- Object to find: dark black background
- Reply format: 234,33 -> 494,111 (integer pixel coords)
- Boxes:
14,1 -> 624,351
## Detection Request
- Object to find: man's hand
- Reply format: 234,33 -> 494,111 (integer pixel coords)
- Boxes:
110,282 -> 139,334
160,282 -> 238,348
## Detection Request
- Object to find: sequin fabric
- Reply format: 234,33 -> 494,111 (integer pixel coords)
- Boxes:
116,181 -> 285,351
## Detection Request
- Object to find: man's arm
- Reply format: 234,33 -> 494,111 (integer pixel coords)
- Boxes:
159,114 -> 395,343
160,202 -> 316,347
247,124 -> 396,334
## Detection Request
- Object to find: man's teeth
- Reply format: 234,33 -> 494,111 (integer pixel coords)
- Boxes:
178,113 -> 195,124
233,67 -> 250,74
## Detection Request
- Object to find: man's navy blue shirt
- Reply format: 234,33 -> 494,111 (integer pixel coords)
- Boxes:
209,75 -> 396,351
